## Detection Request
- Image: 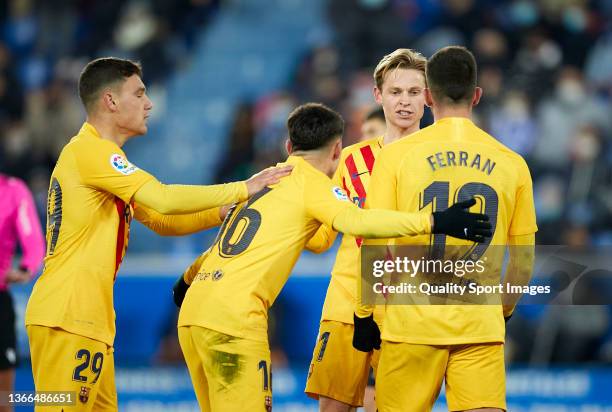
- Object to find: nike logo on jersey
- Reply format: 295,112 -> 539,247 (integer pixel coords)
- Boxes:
351,171 -> 368,179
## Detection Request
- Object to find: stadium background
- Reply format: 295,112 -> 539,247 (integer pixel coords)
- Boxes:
1,0 -> 611,410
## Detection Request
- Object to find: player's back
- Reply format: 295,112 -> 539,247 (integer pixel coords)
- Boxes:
370,117 -> 537,344
178,155 -> 353,342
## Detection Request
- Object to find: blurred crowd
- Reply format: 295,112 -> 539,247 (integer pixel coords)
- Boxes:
0,0 -> 219,223
216,0 -> 612,247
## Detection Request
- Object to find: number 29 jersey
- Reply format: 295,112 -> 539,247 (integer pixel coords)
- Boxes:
367,117 -> 537,345
25,123 -> 154,346
178,156 -> 355,342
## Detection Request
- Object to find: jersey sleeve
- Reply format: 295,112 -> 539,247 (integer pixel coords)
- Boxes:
508,159 -> 538,236
304,173 -> 355,227
73,139 -> 155,204
304,224 -> 338,253
304,158 -> 344,252
133,204 -> 222,236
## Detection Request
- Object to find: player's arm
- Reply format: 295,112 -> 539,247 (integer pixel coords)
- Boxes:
6,180 -> 45,284
503,233 -> 536,320
305,224 -> 338,254
133,203 -> 224,236
133,165 -> 291,215
354,153 -> 396,326
75,142 -> 292,214
305,154 -> 344,253
503,159 -> 538,321
173,249 -> 211,307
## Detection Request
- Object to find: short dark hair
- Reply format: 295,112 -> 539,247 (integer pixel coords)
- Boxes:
427,46 -> 477,105
78,57 -> 142,113
287,103 -> 344,151
365,106 -> 385,123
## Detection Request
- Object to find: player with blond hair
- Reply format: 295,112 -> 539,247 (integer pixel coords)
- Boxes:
304,48 -> 430,412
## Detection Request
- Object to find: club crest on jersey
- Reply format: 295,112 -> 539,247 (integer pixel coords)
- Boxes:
265,395 -> 272,411
110,154 -> 139,175
332,186 -> 348,201
79,386 -> 90,403
212,269 -> 224,281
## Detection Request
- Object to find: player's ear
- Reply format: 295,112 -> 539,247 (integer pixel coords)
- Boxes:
285,139 -> 293,155
102,90 -> 118,112
472,87 -> 483,107
373,86 -> 383,104
331,138 -> 342,161
424,88 -> 434,107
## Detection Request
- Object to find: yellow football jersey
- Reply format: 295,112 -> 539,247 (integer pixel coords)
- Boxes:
178,155 -> 360,342
320,137 -> 384,324
25,122 -> 155,346
366,117 -> 537,345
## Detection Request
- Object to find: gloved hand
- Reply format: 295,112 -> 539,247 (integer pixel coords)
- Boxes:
353,314 -> 381,352
433,198 -> 492,242
173,274 -> 190,308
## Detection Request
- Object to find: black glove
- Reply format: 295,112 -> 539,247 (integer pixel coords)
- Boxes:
353,314 -> 381,352
173,275 -> 190,308
433,198 -> 492,242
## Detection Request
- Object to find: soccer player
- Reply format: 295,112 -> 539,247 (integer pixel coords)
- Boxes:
353,46 -> 537,412
24,57 -> 291,411
173,102 -> 491,412
305,48 -> 428,412
0,174 -> 45,412
359,106 -> 386,142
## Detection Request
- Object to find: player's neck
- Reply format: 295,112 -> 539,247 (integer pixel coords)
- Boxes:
432,105 -> 473,122
383,122 -> 419,145
86,117 -> 129,147
292,151 -> 332,178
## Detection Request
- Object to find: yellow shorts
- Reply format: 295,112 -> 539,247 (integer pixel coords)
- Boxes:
304,320 -> 380,407
26,325 -> 117,412
376,341 -> 506,412
178,325 -> 272,412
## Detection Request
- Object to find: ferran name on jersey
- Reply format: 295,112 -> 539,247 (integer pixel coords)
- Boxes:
426,150 -> 496,176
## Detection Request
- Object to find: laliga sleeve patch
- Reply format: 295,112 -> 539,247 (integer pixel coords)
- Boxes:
332,186 -> 349,201
110,154 -> 139,175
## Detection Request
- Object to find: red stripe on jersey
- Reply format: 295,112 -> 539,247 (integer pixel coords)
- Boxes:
345,154 -> 366,199
114,199 -> 126,280
342,176 -> 352,200
360,145 -> 375,174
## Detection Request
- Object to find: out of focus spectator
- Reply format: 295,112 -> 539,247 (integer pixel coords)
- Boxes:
533,66 -> 611,170
360,106 -> 385,142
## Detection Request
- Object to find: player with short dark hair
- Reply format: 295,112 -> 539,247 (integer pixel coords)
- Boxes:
25,57 -> 291,411
174,102 -> 491,412
354,46 -> 537,412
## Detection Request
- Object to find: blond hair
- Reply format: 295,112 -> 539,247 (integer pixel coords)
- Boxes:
373,48 -> 427,90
